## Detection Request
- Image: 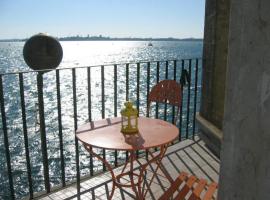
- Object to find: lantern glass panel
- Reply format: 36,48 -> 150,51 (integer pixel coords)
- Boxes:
130,116 -> 136,127
122,116 -> 128,127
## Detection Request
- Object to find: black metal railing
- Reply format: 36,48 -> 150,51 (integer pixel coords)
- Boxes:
0,58 -> 202,199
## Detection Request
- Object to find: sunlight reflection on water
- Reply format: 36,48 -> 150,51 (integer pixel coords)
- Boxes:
0,41 -> 202,199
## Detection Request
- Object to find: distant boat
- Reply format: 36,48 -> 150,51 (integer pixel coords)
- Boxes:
148,42 -> 153,47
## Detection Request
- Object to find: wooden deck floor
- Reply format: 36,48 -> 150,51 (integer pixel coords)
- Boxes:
37,138 -> 220,200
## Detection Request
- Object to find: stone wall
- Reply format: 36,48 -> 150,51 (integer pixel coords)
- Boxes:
198,0 -> 230,156
218,0 -> 270,199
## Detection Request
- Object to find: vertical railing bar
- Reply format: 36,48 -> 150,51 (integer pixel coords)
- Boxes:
165,60 -> 169,79
179,60 -> 184,141
0,75 -> 15,200
154,62 -> 160,151
37,72 -> 50,193
89,146 -> 94,176
101,65 -> 106,172
155,61 -> 160,119
146,62 -> 151,159
87,67 -> 92,122
126,64 -> 129,101
173,60 -> 177,81
185,59 -> 192,139
125,64 -> 129,162
87,67 -> 94,176
172,60 -> 177,124
56,70 -> 66,187
102,149 -> 106,172
163,61 -> 169,121
136,63 -> 140,112
126,151 -> 129,162
192,59 -> 199,139
101,66 -> 105,119
136,63 -> 140,157
114,64 -> 118,167
72,69 -> 80,199
19,73 -> 34,198
114,64 -> 117,117
146,62 -> 150,117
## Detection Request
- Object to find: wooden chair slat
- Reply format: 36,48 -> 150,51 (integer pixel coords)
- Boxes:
159,172 -> 188,200
159,173 -> 218,200
188,179 -> 207,200
202,182 -> 218,200
174,175 -> 197,200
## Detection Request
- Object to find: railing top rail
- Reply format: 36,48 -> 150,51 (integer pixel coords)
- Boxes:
0,58 -> 202,76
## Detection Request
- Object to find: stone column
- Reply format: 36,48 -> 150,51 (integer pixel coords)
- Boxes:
197,0 -> 230,156
218,0 -> 270,199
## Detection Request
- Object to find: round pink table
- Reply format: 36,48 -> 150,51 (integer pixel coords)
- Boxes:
76,117 -> 178,199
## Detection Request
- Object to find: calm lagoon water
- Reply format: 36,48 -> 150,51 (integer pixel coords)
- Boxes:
0,41 -> 202,199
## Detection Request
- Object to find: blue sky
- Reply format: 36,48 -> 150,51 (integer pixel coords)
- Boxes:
0,0 -> 205,39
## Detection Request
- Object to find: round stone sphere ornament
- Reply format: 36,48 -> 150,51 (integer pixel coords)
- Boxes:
23,33 -> 63,71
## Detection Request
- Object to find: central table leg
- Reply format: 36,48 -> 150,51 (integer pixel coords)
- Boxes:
129,151 -> 141,199
138,145 -> 172,199
116,150 -> 144,199
84,145 -> 116,200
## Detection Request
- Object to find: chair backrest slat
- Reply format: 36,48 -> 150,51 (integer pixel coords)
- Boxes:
147,80 -> 182,124
148,80 -> 182,107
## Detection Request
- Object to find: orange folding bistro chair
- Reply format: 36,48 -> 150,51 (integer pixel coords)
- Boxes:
148,80 -> 218,200
147,79 -> 182,124
159,172 -> 218,200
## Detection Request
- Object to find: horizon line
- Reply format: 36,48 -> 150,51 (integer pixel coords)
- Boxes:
0,35 -> 203,42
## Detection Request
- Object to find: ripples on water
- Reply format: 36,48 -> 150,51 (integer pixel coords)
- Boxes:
0,41 -> 202,199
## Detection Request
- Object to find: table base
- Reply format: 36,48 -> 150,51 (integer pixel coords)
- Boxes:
83,144 -> 173,200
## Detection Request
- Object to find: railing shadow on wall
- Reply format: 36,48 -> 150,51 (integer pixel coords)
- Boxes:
0,58 -> 202,199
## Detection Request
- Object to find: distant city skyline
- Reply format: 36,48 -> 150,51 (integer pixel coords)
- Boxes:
0,0 -> 205,40
0,35 -> 203,42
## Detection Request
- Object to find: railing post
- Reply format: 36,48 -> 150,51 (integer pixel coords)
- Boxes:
101,65 -> 105,119
164,61 -> 169,121
100,66 -> 106,171
186,59 -> 192,139
192,59 -> 199,139
72,69 -> 80,199
87,67 -> 92,122
172,60 -> 177,124
19,73 -> 33,198
155,61 -> 160,119
165,60 -> 169,79
136,63 -> 140,113
136,63 -> 140,157
126,64 -> 129,101
125,63 -> 129,161
56,70 -> 66,187
87,67 -> 94,176
37,72 -> 50,193
0,75 -> 15,200
114,64 -> 118,167
114,64 -> 117,117
146,62 -> 150,117
179,60 -> 185,141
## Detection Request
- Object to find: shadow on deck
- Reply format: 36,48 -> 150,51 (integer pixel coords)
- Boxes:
37,138 -> 220,200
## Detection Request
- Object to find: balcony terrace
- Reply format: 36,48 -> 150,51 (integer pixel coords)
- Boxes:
1,0 -> 270,199
38,138 -> 219,200
0,58 -> 219,200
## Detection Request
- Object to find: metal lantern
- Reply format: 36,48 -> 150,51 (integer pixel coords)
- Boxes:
121,101 -> 138,134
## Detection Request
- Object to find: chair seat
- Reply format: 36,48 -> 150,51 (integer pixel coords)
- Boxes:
159,172 -> 218,200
